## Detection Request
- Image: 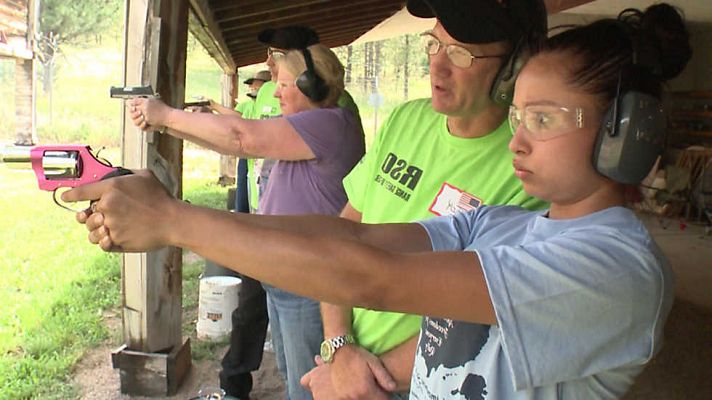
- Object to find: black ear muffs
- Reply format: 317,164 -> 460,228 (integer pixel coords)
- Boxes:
490,37 -> 529,107
489,0 -> 547,107
593,90 -> 666,184
296,48 -> 329,102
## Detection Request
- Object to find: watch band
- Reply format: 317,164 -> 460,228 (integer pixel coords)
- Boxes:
320,334 -> 355,363
328,334 -> 355,348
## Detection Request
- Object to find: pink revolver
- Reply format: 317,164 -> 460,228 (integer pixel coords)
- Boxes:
0,144 -> 132,209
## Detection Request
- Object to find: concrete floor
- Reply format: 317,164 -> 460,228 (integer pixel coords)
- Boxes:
623,213 -> 712,400
640,212 -> 712,309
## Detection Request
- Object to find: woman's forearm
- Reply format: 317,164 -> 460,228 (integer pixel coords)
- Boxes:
166,201 -> 494,323
163,108 -> 245,156
65,171 -> 493,323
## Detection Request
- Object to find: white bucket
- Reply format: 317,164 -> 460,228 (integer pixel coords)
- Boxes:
196,276 -> 242,341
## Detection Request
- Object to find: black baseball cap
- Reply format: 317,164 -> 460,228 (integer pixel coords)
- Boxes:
406,0 -> 547,44
257,25 -> 320,50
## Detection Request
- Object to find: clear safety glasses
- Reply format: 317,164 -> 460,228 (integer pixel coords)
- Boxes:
508,104 -> 585,141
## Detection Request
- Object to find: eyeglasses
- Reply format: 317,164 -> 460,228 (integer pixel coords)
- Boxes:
508,104 -> 585,141
267,47 -> 286,61
420,32 -> 508,68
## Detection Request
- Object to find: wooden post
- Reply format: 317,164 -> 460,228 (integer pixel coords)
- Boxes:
116,0 -> 190,395
218,72 -> 237,185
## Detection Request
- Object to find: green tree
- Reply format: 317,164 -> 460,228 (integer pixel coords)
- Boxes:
37,0 -> 122,122
39,0 -> 122,45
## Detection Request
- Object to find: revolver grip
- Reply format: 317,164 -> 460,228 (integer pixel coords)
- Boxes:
101,167 -> 134,180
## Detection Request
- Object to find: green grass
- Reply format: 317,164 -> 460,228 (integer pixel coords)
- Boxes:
0,26 -> 431,399
0,147 -> 228,399
0,164 -> 123,398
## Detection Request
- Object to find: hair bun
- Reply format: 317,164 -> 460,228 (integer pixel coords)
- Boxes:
640,3 -> 692,80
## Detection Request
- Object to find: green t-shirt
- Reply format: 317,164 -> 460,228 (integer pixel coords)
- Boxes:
344,98 -> 547,355
246,81 -> 281,211
235,99 -> 255,116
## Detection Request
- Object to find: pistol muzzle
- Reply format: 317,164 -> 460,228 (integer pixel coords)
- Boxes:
0,145 -> 32,168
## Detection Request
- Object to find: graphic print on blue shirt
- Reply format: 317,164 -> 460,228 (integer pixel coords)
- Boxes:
420,317 -> 490,399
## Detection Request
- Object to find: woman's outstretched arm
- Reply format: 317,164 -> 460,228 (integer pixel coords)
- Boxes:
63,170 -> 496,324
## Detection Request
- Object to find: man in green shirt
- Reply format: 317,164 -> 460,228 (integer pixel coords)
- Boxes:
234,70 -> 271,119
308,0 -> 548,399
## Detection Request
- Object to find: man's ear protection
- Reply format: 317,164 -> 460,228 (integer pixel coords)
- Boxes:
489,0 -> 547,107
489,37 -> 529,107
296,48 -> 329,102
592,27 -> 666,185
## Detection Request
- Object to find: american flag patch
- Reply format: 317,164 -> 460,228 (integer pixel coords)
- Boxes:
429,183 -> 482,216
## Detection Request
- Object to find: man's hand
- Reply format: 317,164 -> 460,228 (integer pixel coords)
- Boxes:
301,353 -> 393,400
62,169 -> 178,252
301,356 -> 340,400
328,344 -> 396,399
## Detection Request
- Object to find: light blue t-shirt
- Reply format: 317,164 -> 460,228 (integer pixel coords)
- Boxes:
411,206 -> 673,399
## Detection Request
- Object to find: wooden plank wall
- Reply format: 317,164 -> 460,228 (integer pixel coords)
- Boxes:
0,0 -> 28,37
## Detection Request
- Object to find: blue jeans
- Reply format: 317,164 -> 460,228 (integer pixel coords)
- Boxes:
264,284 -> 323,400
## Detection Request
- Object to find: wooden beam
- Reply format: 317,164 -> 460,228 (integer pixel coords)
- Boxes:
118,0 -> 190,394
188,0 -> 235,73
216,0 -> 329,24
219,72 -> 237,185
224,14 -> 387,57
222,3 -> 398,45
219,0 -> 391,33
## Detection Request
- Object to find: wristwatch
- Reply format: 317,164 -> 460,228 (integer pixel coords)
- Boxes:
320,334 -> 356,363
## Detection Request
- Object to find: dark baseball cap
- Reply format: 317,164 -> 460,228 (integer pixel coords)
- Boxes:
406,0 -> 547,44
257,25 -> 320,50
244,70 -> 272,85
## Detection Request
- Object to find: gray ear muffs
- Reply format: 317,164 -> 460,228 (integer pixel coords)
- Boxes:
295,48 -> 329,102
593,21 -> 666,185
593,90 -> 666,184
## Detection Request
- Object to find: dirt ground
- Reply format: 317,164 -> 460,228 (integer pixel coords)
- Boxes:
71,215 -> 712,399
71,311 -> 286,400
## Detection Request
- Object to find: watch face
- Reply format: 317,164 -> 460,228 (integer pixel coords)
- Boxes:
320,340 -> 334,363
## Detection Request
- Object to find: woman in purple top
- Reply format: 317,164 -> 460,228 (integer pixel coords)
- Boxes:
126,44 -> 364,400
